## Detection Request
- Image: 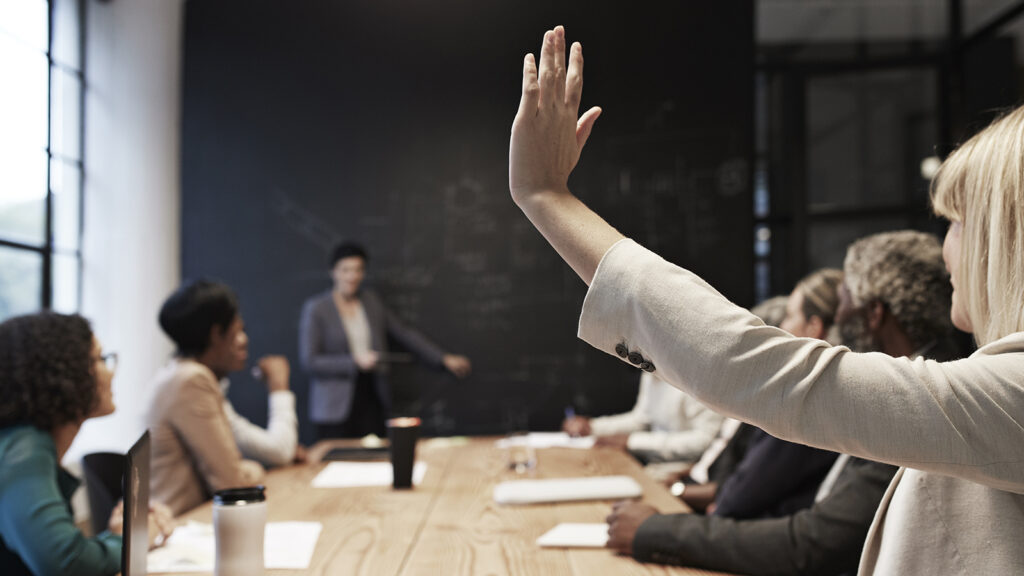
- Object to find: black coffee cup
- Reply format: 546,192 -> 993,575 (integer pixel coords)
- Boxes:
387,417 -> 421,489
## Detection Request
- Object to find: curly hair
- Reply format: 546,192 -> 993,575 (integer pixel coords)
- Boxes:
0,312 -> 97,430
843,230 -> 953,350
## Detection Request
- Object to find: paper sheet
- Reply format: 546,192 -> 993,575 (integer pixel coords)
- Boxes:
311,461 -> 427,488
147,521 -> 322,573
536,523 -> 610,548
494,432 -> 595,450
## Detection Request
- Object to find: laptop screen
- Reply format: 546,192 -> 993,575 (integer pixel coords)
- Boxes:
122,430 -> 150,576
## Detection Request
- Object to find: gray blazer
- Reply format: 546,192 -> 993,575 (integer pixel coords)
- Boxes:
298,289 -> 445,423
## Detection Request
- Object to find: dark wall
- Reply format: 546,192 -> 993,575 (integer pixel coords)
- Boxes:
182,0 -> 755,443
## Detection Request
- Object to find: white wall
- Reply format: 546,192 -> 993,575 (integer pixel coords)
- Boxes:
66,0 -> 184,464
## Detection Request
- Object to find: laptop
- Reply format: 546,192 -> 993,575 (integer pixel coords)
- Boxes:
121,431 -> 150,576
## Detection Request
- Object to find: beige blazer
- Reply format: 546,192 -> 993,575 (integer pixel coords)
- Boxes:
579,238 -> 1024,575
146,359 -> 264,515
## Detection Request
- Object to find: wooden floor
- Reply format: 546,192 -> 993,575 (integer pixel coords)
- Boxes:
169,438 -> 733,575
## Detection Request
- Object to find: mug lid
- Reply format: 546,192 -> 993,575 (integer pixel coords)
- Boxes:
213,485 -> 266,505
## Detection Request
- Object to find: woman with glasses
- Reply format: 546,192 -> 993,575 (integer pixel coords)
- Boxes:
0,312 -> 172,575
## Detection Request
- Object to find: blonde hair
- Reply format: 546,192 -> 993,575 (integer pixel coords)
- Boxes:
931,106 -> 1024,345
795,268 -> 843,330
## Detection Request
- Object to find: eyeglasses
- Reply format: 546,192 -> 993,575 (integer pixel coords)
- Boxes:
99,352 -> 119,372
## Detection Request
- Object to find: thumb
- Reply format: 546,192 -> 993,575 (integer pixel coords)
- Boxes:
576,106 -> 602,150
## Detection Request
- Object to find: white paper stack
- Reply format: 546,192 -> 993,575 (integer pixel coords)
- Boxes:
494,432 -> 595,450
493,475 -> 643,505
147,521 -> 323,573
536,523 -> 610,548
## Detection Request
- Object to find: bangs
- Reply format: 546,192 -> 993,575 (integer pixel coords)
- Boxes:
930,143 -> 971,222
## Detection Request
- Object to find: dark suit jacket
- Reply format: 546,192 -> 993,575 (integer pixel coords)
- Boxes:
635,457 -> 898,576
713,429 -> 839,519
298,289 -> 445,423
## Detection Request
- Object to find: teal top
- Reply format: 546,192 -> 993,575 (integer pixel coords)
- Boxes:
0,425 -> 122,576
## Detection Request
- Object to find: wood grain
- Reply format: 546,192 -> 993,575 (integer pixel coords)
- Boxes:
166,438 -> 733,576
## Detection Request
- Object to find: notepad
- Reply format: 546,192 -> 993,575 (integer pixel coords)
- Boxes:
311,461 -> 427,488
493,475 -> 643,505
536,523 -> 610,548
147,521 -> 322,572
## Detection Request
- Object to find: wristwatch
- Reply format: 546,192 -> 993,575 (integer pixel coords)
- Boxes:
670,481 -> 686,498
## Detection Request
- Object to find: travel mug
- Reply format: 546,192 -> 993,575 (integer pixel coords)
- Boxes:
213,486 -> 266,576
387,417 -> 421,489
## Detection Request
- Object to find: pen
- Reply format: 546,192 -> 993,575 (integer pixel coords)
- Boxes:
564,406 -> 576,420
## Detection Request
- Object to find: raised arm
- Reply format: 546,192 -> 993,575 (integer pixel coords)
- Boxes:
509,26 -> 623,285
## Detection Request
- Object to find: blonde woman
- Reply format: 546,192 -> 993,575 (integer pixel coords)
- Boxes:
508,26 -> 1024,574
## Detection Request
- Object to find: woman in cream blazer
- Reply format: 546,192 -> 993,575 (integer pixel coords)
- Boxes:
506,26 -> 1024,574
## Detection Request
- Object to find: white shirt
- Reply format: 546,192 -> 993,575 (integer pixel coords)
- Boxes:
220,379 -> 298,467
589,372 -> 723,463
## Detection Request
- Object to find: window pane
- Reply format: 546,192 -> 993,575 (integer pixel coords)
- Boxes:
52,0 -> 81,70
50,67 -> 82,161
0,0 -> 48,53
0,151 -> 47,246
0,33 -> 49,153
52,251 -> 78,313
51,158 -> 80,252
0,246 -> 43,321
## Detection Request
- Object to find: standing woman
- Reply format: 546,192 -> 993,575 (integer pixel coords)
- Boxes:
0,313 -> 171,575
509,26 -> 1024,573
299,242 -> 472,439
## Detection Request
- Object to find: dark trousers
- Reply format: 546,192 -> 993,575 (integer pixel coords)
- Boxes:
315,372 -> 387,440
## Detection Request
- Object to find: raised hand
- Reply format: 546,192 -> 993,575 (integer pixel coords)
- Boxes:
509,26 -> 601,203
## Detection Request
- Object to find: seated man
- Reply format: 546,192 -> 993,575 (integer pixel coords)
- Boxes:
148,280 -> 299,515
607,230 -> 963,575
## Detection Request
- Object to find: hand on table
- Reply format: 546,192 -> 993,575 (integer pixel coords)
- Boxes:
606,500 -> 659,556
292,444 -> 309,464
594,433 -> 630,451
107,501 -> 176,549
562,416 -> 592,437
442,354 -> 472,378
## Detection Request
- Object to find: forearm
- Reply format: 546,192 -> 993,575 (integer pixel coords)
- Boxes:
513,190 -> 624,286
229,392 -> 298,467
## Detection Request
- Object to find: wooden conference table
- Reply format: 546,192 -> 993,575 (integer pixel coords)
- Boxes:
170,437 -> 733,575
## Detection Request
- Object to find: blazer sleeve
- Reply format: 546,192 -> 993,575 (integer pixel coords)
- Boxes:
170,376 -> 265,492
299,297 -> 357,379
633,459 -> 898,575
579,238 -> 1024,493
0,440 -> 121,576
713,434 -> 838,519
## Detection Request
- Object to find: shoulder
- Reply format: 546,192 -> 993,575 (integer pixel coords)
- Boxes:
973,332 -> 1024,357
302,291 -> 333,312
157,360 -> 221,399
0,426 -> 56,479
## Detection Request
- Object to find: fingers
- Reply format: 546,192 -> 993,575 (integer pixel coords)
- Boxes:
576,106 -> 602,151
566,41 -> 583,110
553,26 -> 567,106
517,53 -> 539,119
538,29 -> 556,108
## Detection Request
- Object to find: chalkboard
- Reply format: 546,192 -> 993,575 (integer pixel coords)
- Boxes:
181,0 -> 754,443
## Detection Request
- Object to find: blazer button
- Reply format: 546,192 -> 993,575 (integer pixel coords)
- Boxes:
640,361 -> 655,372
615,343 -> 629,358
627,351 -> 643,365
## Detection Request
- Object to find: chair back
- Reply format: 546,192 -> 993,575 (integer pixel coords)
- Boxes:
81,452 -> 126,536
